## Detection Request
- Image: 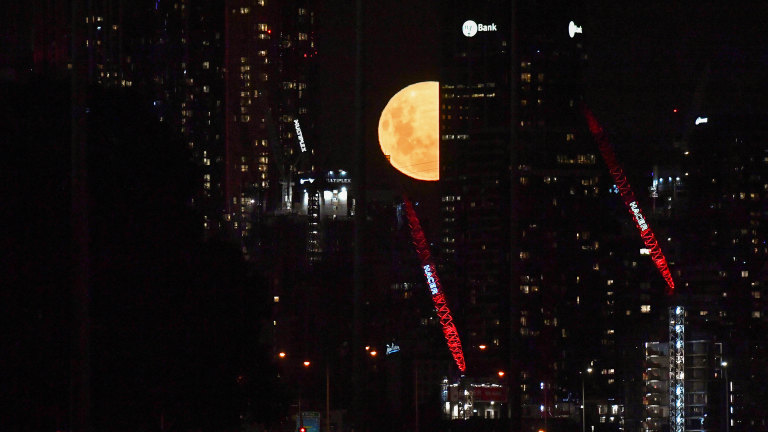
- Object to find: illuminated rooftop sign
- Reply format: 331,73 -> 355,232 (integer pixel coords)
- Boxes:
462,20 -> 497,37
568,21 -> 583,38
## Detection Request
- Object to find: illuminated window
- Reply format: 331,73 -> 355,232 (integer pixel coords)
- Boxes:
752,311 -> 761,318
273,296 -> 280,303
298,32 -> 308,40
521,73 -> 532,83
641,305 -> 651,313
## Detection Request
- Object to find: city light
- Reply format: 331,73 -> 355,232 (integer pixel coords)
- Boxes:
303,361 -> 311,367
279,352 -> 286,358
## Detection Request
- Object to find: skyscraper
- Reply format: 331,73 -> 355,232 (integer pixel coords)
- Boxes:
438,2 -> 640,431
224,0 -> 317,255
438,0 -> 512,421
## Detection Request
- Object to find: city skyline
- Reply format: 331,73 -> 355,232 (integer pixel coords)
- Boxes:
2,2 -> 767,432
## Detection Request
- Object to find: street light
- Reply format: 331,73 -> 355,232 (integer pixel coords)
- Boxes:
721,361 -> 729,432
582,367 -> 593,432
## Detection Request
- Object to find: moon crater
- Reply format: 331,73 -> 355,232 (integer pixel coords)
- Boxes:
378,81 -> 439,181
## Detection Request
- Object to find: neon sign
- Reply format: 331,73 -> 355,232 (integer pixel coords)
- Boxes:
568,21 -> 583,38
581,105 -> 675,296
386,343 -> 401,355
462,20 -> 497,37
403,196 -> 467,372
629,201 -> 649,231
424,264 -> 439,295
294,119 -> 307,153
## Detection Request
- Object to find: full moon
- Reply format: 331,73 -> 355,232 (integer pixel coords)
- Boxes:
378,81 -> 439,181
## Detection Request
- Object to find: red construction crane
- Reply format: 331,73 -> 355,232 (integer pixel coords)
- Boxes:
402,196 -> 467,372
581,105 -> 675,295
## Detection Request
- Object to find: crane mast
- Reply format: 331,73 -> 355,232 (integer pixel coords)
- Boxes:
402,196 -> 466,373
581,105 -> 676,296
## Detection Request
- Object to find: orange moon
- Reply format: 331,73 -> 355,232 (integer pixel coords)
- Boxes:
378,81 -> 439,181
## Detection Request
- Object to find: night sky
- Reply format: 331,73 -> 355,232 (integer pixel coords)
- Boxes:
316,0 -> 768,183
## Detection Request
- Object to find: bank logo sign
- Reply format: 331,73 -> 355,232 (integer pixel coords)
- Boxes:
462,20 -> 497,37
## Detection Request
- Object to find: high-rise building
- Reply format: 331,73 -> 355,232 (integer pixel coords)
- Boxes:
437,0 -> 512,422
224,0 -> 317,256
652,111 -> 768,432
437,2 -> 658,432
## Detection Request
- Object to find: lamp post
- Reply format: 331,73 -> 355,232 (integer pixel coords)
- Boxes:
582,367 -> 593,432
721,361 -> 729,432
300,360 -> 310,431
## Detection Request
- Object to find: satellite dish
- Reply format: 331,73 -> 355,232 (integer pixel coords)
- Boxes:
568,21 -> 583,38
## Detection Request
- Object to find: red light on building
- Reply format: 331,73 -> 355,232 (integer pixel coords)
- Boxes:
498,371 -> 505,377
303,361 -> 311,367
